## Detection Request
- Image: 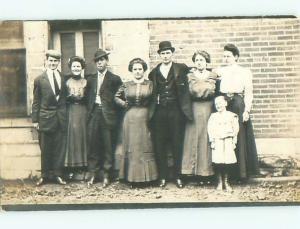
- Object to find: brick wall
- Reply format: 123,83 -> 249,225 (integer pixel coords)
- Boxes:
148,18 -> 300,138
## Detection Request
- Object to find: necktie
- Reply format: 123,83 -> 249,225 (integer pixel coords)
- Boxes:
52,71 -> 60,96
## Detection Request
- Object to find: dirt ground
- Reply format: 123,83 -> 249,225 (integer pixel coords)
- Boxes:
1,178 -> 299,207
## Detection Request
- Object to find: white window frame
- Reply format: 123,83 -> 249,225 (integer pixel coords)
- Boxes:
53,30 -> 102,73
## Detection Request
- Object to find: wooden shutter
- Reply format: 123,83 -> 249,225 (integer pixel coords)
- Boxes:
83,32 -> 99,75
60,33 -> 76,75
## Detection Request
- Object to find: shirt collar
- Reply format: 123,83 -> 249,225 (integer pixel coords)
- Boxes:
98,69 -> 107,77
227,63 -> 238,69
47,68 -> 59,75
132,77 -> 145,84
160,62 -> 172,69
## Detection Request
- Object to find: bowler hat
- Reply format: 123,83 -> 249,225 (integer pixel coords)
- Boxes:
46,49 -> 61,59
157,41 -> 175,54
94,49 -> 110,61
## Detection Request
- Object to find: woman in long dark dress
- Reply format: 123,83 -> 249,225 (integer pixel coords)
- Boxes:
65,56 -> 88,180
114,58 -> 158,186
181,51 -> 217,184
214,44 -> 260,181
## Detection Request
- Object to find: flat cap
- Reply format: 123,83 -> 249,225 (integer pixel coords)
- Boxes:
46,49 -> 61,59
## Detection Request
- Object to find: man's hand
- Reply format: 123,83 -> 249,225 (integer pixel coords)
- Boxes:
33,123 -> 39,130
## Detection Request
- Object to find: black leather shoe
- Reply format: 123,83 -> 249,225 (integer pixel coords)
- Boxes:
55,176 -> 67,185
102,178 -> 110,188
36,177 -> 45,186
176,179 -> 184,188
68,172 -> 74,180
159,179 -> 166,188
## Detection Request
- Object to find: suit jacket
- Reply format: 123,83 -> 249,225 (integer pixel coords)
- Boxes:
148,62 -> 193,121
32,71 -> 67,132
86,70 -> 122,127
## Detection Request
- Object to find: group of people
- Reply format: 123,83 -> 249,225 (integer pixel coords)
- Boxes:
32,40 -> 259,191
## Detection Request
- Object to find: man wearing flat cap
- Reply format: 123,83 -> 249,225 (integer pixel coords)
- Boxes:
148,41 -> 193,188
32,49 -> 68,186
86,49 -> 122,187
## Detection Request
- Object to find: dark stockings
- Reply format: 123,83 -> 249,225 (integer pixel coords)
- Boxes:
214,164 -> 233,191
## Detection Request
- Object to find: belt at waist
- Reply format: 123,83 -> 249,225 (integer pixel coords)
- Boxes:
71,102 -> 85,105
41,106 -> 58,110
220,92 -> 244,99
128,103 -> 148,107
192,97 -> 214,102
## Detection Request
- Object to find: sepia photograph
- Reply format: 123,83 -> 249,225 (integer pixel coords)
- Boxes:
0,15 -> 299,211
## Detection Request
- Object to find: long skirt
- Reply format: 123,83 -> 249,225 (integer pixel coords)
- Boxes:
181,100 -> 214,176
65,103 -> 88,167
226,94 -> 260,179
118,106 -> 158,182
114,115 -> 124,171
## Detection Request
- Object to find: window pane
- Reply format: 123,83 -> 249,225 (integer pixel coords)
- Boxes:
83,32 -> 99,75
60,33 -> 75,75
0,49 -> 26,117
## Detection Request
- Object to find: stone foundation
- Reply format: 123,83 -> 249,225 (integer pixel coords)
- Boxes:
0,119 -> 299,180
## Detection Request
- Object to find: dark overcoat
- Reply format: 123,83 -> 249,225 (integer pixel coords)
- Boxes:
32,71 -> 67,132
86,71 -> 122,127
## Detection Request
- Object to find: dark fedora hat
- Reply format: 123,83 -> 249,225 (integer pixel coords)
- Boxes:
94,49 -> 110,61
157,41 -> 175,54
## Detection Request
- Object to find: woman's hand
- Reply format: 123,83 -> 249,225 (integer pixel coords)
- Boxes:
122,101 -> 129,109
67,94 -> 81,102
242,111 -> 250,122
211,141 -> 215,149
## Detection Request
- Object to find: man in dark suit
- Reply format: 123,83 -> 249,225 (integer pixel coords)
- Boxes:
32,50 -> 67,186
86,49 -> 122,187
148,41 -> 193,188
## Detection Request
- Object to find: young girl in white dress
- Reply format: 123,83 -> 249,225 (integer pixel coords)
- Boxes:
207,96 -> 239,191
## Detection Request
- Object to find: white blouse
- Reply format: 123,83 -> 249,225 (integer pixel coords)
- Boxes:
214,64 -> 253,113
